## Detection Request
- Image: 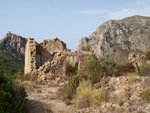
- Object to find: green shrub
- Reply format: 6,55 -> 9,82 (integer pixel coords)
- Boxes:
85,56 -> 116,83
73,80 -> 108,108
0,74 -> 27,113
0,57 -> 24,78
82,45 -> 92,52
123,40 -> 131,46
68,72 -> 86,88
66,62 -> 78,77
60,72 -> 86,101
137,64 -> 150,76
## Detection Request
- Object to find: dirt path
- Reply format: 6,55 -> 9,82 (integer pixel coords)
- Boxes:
25,84 -> 76,113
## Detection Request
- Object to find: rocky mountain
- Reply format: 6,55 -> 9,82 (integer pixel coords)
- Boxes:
77,15 -> 150,63
0,32 -> 27,62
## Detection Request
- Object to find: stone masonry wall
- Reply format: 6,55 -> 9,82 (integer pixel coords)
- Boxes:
24,37 -> 93,84
36,38 -> 67,65
24,38 -> 36,74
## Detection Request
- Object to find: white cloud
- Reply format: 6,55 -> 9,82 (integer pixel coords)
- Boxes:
76,9 -> 109,15
106,7 -> 150,19
76,0 -> 150,19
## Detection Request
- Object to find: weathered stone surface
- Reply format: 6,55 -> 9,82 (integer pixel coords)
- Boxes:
36,38 -> 68,65
24,38 -> 36,74
77,15 -> 150,63
33,51 -> 93,84
0,31 -> 27,62
128,52 -> 145,69
24,37 -> 94,84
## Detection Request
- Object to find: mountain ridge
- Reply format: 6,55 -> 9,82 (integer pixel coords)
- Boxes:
0,31 -> 27,62
77,15 -> 150,63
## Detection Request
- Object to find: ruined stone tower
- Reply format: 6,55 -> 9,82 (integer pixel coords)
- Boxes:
24,38 -> 36,74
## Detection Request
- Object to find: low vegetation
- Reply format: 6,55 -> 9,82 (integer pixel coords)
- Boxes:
140,89 -> 150,100
66,62 -> 78,77
82,45 -> 93,52
0,74 -> 27,113
61,55 -> 138,108
73,80 -> 108,108
60,72 -> 86,101
114,62 -> 135,76
0,51 -> 24,78
85,56 -> 116,83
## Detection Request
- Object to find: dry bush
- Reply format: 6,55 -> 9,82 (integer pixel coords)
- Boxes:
114,62 -> 135,76
137,64 -> 150,76
145,49 -> 150,61
73,80 -> 108,108
16,73 -> 31,82
140,89 -> 150,100
43,104 -> 53,113
58,83 -> 76,102
137,109 -> 146,113
118,94 -> 124,106
16,72 -> 38,82
126,72 -> 138,77
58,72 -> 86,104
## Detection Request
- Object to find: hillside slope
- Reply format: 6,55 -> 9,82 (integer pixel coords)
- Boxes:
0,50 -> 24,77
77,15 -> 150,63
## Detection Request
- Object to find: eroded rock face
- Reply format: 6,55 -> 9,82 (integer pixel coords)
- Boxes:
0,31 -> 27,62
77,15 -> 150,63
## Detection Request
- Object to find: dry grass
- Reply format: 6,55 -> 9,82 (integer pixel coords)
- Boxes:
58,83 -> 76,101
21,81 -> 36,89
137,109 -> 146,113
140,89 -> 150,100
118,94 -> 124,106
73,80 -> 108,108
43,104 -> 53,113
126,72 -> 138,77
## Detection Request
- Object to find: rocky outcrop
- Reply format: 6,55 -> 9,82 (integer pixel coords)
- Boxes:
77,15 -> 150,63
128,52 -> 145,69
0,31 -> 27,62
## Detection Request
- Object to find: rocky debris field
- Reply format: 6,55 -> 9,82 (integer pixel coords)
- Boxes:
25,75 -> 150,113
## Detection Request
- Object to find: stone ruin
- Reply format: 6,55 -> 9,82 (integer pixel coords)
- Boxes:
24,38 -> 93,84
24,38 -> 36,74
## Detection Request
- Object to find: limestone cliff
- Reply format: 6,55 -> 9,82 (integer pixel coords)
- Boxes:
0,32 -> 27,62
77,15 -> 150,63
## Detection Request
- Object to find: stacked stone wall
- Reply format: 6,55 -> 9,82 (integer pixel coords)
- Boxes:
24,38 -> 36,74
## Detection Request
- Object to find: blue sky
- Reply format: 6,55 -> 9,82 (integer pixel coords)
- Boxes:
0,0 -> 150,51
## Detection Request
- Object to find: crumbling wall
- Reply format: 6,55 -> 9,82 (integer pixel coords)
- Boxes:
34,51 -> 93,84
24,37 -> 94,84
36,38 -> 68,65
62,51 -> 94,73
78,52 -> 94,74
24,38 -> 36,74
